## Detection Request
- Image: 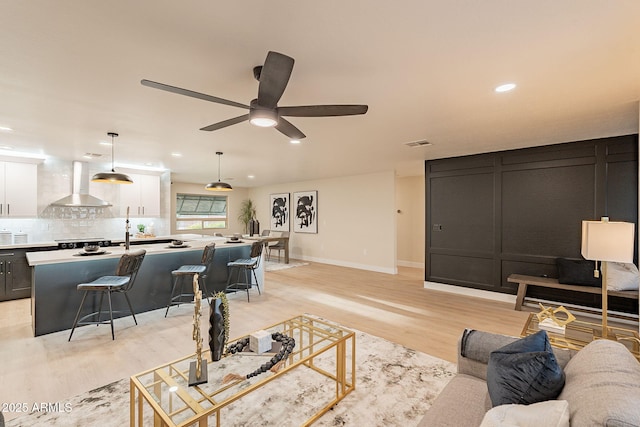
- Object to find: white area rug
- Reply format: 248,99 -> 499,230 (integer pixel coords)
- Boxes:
264,260 -> 309,272
7,321 -> 455,427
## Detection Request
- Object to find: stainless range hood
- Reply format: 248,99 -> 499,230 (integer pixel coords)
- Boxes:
50,161 -> 112,207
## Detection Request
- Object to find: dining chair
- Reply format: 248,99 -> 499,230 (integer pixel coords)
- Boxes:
267,231 -> 289,262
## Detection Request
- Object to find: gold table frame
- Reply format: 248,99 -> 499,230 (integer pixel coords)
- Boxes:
130,315 -> 356,426
521,312 -> 640,360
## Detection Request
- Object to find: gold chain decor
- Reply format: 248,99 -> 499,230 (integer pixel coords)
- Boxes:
222,333 -> 296,384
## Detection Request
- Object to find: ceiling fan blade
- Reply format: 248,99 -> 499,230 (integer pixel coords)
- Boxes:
275,118 -> 306,140
200,114 -> 250,131
278,104 -> 368,117
257,51 -> 295,109
141,79 -> 249,110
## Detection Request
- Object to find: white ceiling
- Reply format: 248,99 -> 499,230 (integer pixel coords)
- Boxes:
1,1 -> 639,187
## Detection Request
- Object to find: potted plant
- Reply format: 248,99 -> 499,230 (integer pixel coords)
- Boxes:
238,199 -> 257,234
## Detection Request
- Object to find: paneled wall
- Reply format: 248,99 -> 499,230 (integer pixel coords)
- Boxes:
425,134 -> 638,311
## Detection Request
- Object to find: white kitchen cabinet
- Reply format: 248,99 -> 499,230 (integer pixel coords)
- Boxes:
0,162 -> 38,217
120,173 -> 160,217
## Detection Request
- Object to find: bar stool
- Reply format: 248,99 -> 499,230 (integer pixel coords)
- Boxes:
165,243 -> 216,317
68,249 -> 146,341
225,241 -> 263,302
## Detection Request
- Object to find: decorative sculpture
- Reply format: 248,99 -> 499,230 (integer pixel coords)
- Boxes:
188,273 -> 207,386
208,291 -> 229,362
536,303 -> 576,329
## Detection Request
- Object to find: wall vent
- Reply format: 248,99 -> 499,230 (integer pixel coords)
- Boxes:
405,140 -> 432,147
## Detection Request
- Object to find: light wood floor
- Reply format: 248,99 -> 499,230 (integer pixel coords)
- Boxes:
0,261 -> 529,422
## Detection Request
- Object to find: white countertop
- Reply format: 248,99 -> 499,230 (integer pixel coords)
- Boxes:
26,236 -> 252,266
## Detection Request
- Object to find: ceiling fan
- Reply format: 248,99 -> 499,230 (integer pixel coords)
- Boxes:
141,51 -> 368,140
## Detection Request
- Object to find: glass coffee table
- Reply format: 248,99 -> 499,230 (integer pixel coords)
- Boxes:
130,315 -> 356,426
521,312 -> 640,360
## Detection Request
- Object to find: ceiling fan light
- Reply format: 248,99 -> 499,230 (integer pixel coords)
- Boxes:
249,109 -> 278,127
250,117 -> 277,127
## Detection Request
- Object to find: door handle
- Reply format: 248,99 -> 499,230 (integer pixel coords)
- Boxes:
6,261 -> 10,275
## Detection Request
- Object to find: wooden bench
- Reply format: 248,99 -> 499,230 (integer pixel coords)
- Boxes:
507,274 -> 639,311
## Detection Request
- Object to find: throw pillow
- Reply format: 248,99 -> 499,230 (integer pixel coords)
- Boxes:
605,261 -> 640,291
556,258 -> 601,287
479,399 -> 570,427
558,339 -> 640,426
487,331 -> 565,407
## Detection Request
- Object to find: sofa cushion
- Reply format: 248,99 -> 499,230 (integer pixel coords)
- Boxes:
487,331 -> 565,407
479,399 -> 570,427
418,374 -> 489,427
558,339 -> 640,426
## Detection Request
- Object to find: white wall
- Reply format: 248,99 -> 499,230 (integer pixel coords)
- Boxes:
396,175 -> 425,268
249,171 -> 397,274
171,182 -> 249,236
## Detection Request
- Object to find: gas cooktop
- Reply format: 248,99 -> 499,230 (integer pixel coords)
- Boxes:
55,238 -> 112,250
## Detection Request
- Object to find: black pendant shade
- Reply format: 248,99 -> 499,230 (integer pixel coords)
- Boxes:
206,152 -> 233,191
91,132 -> 133,184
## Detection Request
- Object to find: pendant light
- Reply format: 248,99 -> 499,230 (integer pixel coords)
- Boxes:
91,132 -> 133,184
205,152 -> 233,191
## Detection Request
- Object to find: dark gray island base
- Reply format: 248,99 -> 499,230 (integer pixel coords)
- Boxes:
28,241 -> 254,336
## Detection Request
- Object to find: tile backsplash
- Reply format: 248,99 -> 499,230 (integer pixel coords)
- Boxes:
0,157 -> 170,244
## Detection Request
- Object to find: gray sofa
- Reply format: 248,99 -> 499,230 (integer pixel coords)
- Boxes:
419,329 -> 640,426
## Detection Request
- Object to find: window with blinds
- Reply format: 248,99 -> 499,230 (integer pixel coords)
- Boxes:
175,194 -> 227,230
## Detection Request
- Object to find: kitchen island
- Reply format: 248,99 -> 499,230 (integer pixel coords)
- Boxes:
26,236 -> 261,336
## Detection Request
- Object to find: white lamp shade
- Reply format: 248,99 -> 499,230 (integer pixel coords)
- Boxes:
581,220 -> 635,263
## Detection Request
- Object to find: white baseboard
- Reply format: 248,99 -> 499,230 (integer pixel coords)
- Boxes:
397,260 -> 424,269
293,254 -> 397,275
424,281 -> 516,304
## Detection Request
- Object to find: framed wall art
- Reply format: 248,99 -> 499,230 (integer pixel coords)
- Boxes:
293,190 -> 317,233
269,193 -> 290,231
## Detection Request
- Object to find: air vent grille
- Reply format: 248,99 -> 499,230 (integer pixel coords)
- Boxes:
405,140 -> 432,147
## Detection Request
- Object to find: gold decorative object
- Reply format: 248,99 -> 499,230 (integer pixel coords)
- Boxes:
536,303 -> 576,327
188,273 -> 207,386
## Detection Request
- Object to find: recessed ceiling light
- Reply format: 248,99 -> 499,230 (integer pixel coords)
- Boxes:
247,175 -> 255,179
0,145 -> 13,150
290,139 -> 301,144
0,126 -> 13,132
171,152 -> 182,157
495,83 -> 516,93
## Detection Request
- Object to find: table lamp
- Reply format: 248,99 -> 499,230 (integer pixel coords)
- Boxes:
581,217 -> 635,336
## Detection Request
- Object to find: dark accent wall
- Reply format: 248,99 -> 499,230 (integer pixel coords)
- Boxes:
425,134 -> 638,312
